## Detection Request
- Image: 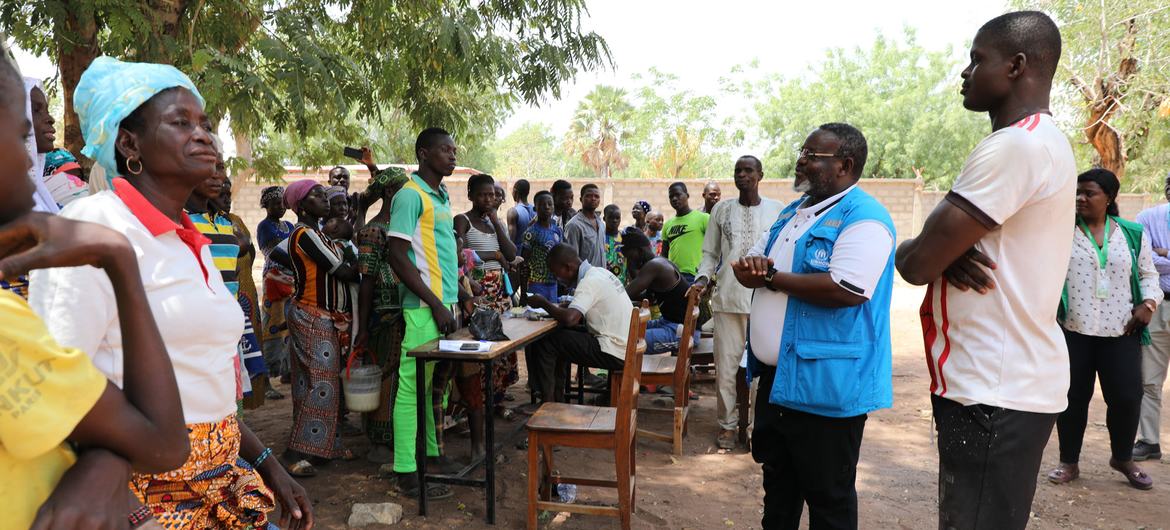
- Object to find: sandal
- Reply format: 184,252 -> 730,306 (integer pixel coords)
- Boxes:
285,459 -> 317,478
1046,463 -> 1078,484
397,478 -> 453,500
1110,459 -> 1154,490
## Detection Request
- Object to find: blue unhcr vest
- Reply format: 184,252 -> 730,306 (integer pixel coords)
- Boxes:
746,186 -> 896,418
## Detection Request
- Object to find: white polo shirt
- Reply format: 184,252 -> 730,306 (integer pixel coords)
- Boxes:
747,185 -> 893,366
921,113 -> 1076,414
30,179 -> 242,424
569,262 -> 635,359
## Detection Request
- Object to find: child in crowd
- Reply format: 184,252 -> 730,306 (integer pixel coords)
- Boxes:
521,191 -> 564,304
42,148 -> 89,207
646,210 -> 665,255
603,204 -> 626,283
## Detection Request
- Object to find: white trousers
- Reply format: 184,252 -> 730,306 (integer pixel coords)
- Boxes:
713,311 -> 749,430
1139,301 -> 1170,444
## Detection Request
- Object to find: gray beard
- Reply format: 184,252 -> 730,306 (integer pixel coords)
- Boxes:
793,180 -> 812,193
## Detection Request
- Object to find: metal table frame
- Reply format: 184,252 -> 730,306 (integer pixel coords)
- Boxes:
409,318 -> 557,524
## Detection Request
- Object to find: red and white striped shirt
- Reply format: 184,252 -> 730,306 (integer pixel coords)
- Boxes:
921,113 -> 1076,414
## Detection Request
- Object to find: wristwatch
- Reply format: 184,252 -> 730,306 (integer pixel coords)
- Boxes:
763,267 -> 780,292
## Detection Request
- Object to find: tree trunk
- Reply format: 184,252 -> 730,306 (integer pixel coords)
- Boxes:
233,126 -> 256,181
55,8 -> 100,158
1085,106 -> 1125,178
1078,18 -> 1139,180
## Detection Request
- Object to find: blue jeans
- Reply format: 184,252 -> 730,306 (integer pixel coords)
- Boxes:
644,318 -> 700,355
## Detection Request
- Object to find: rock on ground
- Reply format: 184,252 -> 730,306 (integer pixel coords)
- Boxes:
348,503 -> 403,527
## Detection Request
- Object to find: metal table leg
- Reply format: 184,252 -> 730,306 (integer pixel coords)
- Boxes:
416,359 -> 428,516
576,364 -> 585,404
484,358 -> 496,524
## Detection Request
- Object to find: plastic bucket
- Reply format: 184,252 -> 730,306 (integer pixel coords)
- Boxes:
342,365 -> 382,412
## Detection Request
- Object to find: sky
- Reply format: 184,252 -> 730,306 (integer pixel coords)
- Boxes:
500,0 -> 1006,138
10,0 -> 1008,151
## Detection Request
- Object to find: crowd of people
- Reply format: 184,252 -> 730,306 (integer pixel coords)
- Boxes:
1,9 -> 1168,530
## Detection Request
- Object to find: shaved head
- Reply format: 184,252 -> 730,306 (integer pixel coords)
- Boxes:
977,11 -> 1062,79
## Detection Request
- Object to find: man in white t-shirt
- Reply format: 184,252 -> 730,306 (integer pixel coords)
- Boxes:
526,243 -> 634,402
895,12 -> 1075,530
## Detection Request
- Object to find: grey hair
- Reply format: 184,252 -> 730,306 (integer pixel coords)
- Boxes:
818,123 -> 868,178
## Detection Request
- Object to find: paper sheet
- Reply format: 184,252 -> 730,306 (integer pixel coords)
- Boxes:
438,340 -> 492,353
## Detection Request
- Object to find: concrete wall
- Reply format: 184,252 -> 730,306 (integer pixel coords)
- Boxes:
230,171 -> 1165,248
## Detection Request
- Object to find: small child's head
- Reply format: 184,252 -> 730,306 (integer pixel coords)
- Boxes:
494,183 -> 506,210
323,217 -> 353,241
603,204 -> 621,235
326,186 -> 349,220
533,191 -> 554,221
647,211 -> 664,233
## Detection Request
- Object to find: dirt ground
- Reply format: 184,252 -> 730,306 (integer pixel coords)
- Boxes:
246,284 -> 1170,529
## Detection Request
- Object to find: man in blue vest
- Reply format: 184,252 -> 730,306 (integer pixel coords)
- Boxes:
733,122 -> 894,530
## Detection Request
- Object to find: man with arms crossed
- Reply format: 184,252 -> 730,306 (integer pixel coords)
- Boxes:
895,12 -> 1076,530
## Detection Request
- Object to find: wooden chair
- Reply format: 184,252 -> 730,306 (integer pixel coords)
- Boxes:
610,288 -> 700,456
525,302 -> 651,530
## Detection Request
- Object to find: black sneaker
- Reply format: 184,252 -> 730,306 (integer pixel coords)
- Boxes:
1133,441 -> 1162,462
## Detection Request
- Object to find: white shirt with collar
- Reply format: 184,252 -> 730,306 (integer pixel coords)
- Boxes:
30,184 -> 242,425
746,184 -> 893,366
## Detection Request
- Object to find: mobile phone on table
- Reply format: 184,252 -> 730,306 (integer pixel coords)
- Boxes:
343,146 -> 363,160
460,342 -> 480,351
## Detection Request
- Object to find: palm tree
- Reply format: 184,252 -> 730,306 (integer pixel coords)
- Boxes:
565,86 -> 633,179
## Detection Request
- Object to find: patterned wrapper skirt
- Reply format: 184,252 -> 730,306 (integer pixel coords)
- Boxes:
471,268 -> 519,401
364,309 -> 404,446
131,415 -> 275,529
287,300 -> 349,459
261,270 -> 294,376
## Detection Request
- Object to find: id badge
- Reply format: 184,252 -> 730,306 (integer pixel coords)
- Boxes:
1095,269 -> 1110,299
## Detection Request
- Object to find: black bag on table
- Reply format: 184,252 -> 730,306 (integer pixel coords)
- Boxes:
469,307 -> 509,341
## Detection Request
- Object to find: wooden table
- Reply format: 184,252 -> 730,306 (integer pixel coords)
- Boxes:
408,317 -> 558,524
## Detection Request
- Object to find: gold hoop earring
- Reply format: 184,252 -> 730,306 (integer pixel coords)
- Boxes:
127,158 -> 143,175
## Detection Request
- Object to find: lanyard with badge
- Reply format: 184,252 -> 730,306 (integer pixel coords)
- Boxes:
1077,216 -> 1111,299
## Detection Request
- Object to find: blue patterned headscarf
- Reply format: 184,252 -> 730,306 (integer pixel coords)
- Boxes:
73,57 -> 204,187
44,149 -> 77,174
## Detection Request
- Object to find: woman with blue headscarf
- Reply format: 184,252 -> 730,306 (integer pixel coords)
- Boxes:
29,57 -> 313,530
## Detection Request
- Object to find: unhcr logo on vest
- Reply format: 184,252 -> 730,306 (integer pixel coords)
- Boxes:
810,248 -> 830,269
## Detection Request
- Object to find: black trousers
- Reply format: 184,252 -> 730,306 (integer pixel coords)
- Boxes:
1058,330 -> 1143,463
527,328 -> 624,402
932,394 -> 1057,530
751,368 -> 867,530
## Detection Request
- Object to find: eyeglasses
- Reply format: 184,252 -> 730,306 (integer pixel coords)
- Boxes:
796,148 -> 838,162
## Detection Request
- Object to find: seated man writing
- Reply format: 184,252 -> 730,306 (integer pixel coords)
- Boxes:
621,231 -> 700,354
526,243 -> 635,403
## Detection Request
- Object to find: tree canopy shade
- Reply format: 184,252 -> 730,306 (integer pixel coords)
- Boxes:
737,29 -> 987,188
1017,0 -> 1170,191
2,0 -> 610,179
